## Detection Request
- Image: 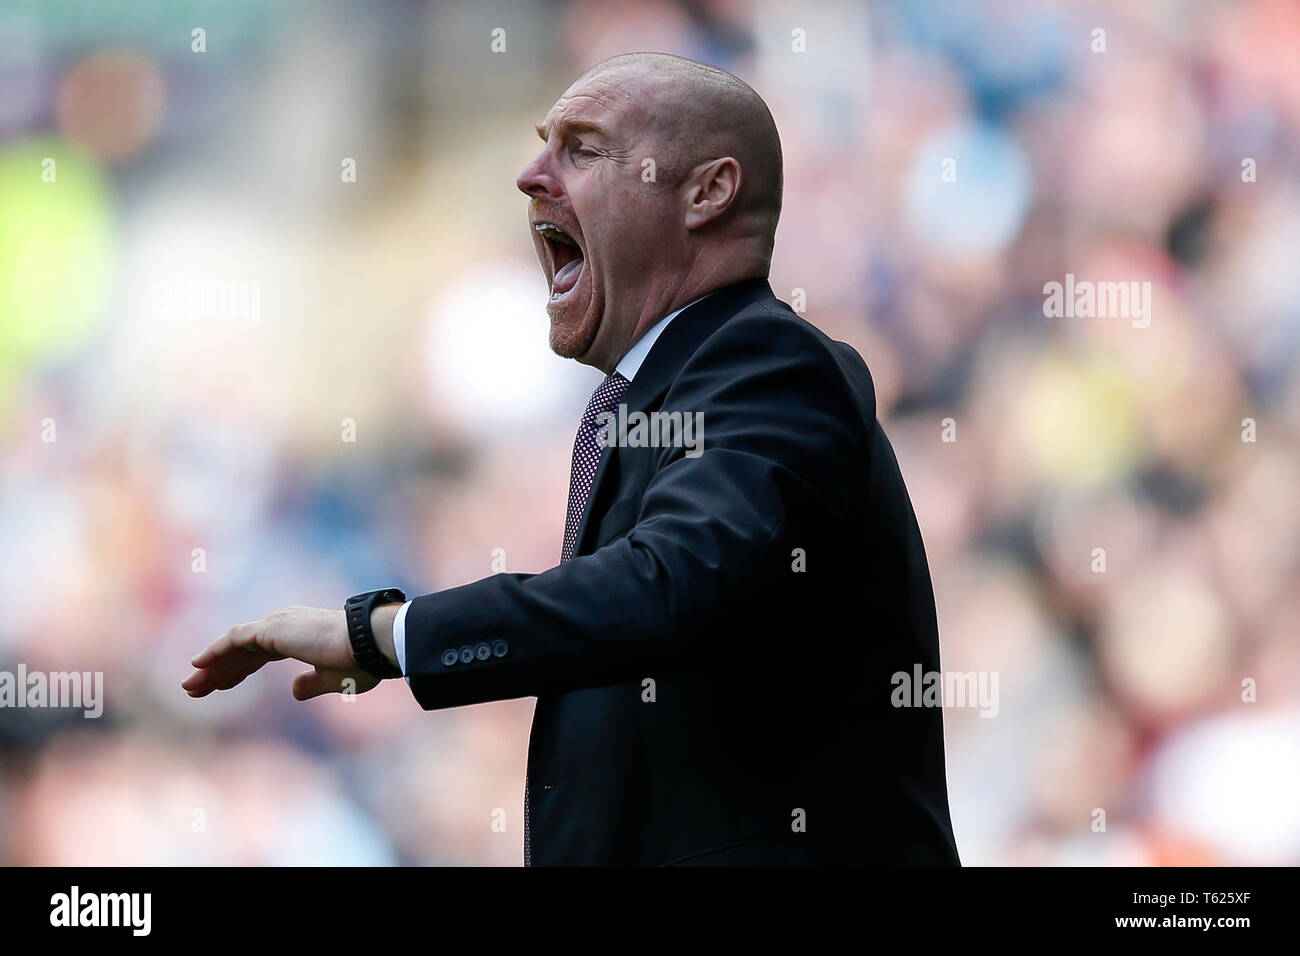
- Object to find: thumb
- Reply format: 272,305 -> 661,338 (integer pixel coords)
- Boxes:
292,668 -> 374,701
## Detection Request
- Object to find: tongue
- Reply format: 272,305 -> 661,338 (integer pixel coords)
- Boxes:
552,255 -> 583,295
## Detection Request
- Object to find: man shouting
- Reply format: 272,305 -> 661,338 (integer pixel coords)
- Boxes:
184,52 -> 961,867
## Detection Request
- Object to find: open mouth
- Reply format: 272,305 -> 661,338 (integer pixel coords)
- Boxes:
534,221 -> 585,297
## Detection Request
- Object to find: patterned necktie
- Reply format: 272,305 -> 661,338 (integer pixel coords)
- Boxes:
561,371 -> 630,562
529,371 -> 630,866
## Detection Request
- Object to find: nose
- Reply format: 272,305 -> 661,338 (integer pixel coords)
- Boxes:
516,150 -> 558,199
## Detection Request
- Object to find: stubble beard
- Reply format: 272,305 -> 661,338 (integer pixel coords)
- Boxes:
547,289 -> 601,360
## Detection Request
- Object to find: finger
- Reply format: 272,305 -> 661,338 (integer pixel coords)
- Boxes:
292,668 -> 361,701
190,621 -> 259,668
293,668 -> 379,701
180,669 -> 211,696
182,646 -> 279,697
181,661 -> 251,697
291,668 -> 335,701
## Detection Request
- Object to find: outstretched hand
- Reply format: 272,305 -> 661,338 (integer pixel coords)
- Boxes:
182,606 -> 381,701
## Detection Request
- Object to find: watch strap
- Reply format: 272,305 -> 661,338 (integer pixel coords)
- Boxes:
344,588 -> 406,680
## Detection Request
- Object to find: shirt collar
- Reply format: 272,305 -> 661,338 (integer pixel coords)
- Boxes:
614,293 -> 712,381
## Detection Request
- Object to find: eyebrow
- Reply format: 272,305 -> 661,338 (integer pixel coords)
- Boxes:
535,118 -> 611,143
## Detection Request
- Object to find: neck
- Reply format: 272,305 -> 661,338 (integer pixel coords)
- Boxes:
601,254 -> 767,371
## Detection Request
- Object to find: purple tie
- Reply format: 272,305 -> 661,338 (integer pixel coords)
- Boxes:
561,371 -> 630,563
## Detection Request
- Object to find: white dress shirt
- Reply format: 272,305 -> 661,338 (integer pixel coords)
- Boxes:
391,294 -> 710,678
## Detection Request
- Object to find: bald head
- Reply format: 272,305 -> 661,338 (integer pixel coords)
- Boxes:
579,53 -> 783,257
517,53 -> 784,372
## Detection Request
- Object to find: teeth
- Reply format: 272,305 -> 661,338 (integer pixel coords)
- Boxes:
534,222 -> 578,246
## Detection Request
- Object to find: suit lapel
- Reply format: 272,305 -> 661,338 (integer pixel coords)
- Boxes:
570,278 -> 778,557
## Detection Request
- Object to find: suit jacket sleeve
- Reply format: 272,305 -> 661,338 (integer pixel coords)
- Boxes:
402,313 -> 873,710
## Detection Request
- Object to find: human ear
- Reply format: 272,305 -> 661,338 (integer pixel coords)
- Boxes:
683,157 -> 741,230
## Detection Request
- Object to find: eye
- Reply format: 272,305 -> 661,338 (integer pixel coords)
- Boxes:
571,142 -> 599,160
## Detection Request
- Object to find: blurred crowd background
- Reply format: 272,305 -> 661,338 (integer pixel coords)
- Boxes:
1,0 -> 1298,866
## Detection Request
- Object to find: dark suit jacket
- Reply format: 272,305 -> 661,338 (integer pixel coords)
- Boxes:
403,278 -> 960,866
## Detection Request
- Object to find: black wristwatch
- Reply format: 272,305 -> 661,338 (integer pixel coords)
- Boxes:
344,588 -> 407,680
